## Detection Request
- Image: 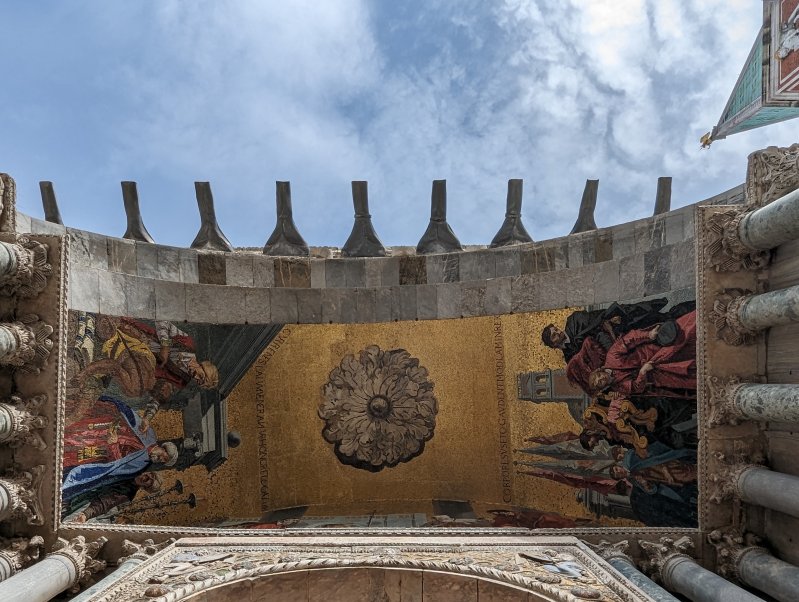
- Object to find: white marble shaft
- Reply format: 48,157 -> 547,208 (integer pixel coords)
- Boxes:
68,557 -> 143,602
0,554 -> 77,602
734,383 -> 799,423
0,481 -> 10,520
662,556 -> 765,602
738,285 -> 799,332
607,556 -> 679,602
0,405 -> 11,441
0,555 -> 13,582
0,242 -> 18,283
738,548 -> 799,602
739,187 -> 799,250
0,325 -> 18,361
738,467 -> 799,519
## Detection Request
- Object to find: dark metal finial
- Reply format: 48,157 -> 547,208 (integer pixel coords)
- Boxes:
263,181 -> 309,256
190,182 -> 234,252
416,179 -> 463,254
653,176 -> 672,215
489,179 -> 533,248
341,181 -> 386,257
121,181 -> 155,243
570,179 -> 599,234
38,181 -> 64,225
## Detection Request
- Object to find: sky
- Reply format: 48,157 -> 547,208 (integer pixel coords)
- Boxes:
1,1 -> 797,248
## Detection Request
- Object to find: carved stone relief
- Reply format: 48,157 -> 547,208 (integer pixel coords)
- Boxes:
0,237 -> 53,298
0,314 -> 54,374
703,209 -> 770,272
0,394 -> 48,450
51,535 -> 109,593
746,143 -> 799,208
0,465 -> 45,525
709,289 -> 757,346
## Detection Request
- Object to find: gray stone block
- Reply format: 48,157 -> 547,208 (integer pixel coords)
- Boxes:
125,276 -> 156,319
380,257 -> 400,286
399,255 -> 426,285
245,287 -> 271,323
511,274 -> 538,313
157,246 -> 182,281
634,222 -> 655,254
225,253 -> 254,287
69,267 -> 100,312
310,259 -> 326,288
485,277 -> 511,314
566,266 -> 594,307
460,283 -> 485,317
374,287 -> 393,323
619,254 -> 646,299
426,253 -> 459,284
364,259 -> 382,287
683,208 -> 696,240
297,288 -> 323,323
324,260 -> 347,288
107,238 -> 137,274
197,251 -> 226,285
343,259 -> 366,288
135,242 -> 160,279
31,218 -> 66,236
273,257 -> 310,288
416,284 -> 438,320
393,285 -> 416,321
97,271 -> 128,316
644,246 -> 672,296
355,288 -> 377,323
493,248 -> 521,278
459,250 -> 495,282
538,271 -> 567,309
593,260 -> 621,305
252,255 -> 275,288
670,241 -> 696,290
15,212 -> 32,234
612,223 -> 635,260
186,284 -> 247,324
154,279 -> 187,322
579,232 -> 597,265
664,213 -> 685,246
178,249 -> 199,283
340,290 -> 359,323
567,237 -> 584,268
269,288 -> 298,323
436,283 -> 461,318
594,232 -> 613,263
321,288 -> 344,323
70,230 -> 108,270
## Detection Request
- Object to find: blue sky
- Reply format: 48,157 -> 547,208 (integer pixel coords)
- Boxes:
2,1 -> 797,247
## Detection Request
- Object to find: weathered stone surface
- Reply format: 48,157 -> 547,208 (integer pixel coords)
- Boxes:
252,255 -> 275,288
461,283 -> 486,317
124,276 -> 156,319
459,250 -> 495,281
416,284 -> 438,319
665,213 -> 685,246
619,254 -> 646,299
297,288 -> 323,323
612,223 -> 636,260
245,287 -> 271,323
485,277 -> 512,314
341,181 -> 386,258
321,288 -> 344,323
154,280 -> 186,322
670,242 -> 695,290
566,266 -> 593,307
69,267 -> 100,312
399,255 -> 426,285
273,257 -> 310,288
538,270 -> 567,309
342,259 -> 366,288
644,246 -> 672,296
186,285 -> 246,323
97,271 -> 128,316
197,252 -> 227,285
190,181 -> 234,252
70,230 -> 109,270
570,179 -> 599,234
374,288 -> 393,322
490,179 -> 533,247
493,248 -> 521,278
263,181 -> 309,257
511,274 -> 538,313
436,283 -> 461,318
270,288 -> 299,323
364,259 -> 383,288
593,260 -> 621,305
594,231 -> 613,262
310,259 -> 326,288
135,242 -> 159,279
380,256 -> 400,286
107,238 -> 137,274
416,179 -> 463,255
324,259 -> 347,288
156,246 -> 181,281
426,253 -> 459,284
178,249 -> 199,283
355,288 -> 377,323
393,285 -> 417,321
225,253 -> 254,287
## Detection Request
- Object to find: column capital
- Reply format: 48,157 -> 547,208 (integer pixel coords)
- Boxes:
746,143 -> 799,208
638,536 -> 695,584
709,288 -> 758,346
0,535 -> 44,576
708,461 -> 761,504
0,314 -> 54,374
0,465 -> 45,525
707,376 -> 748,426
0,394 -> 48,451
586,540 -> 633,564
707,528 -> 767,582
50,535 -> 108,593
117,538 -> 174,565
704,208 -> 770,272
0,237 -> 52,299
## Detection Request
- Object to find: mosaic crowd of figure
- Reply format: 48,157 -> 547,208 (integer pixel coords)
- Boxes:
61,311 -> 278,524
524,298 -> 698,528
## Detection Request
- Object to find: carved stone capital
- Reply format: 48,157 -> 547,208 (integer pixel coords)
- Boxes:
0,394 -> 48,450
746,143 -> 799,208
0,237 -> 52,298
707,528 -> 767,582
707,376 -> 747,426
707,462 -> 759,504
704,209 -> 770,272
0,314 -> 54,374
0,174 -> 15,232
586,540 -> 631,564
638,536 -> 695,584
50,535 -> 108,593
0,535 -> 44,575
0,465 -> 45,525
710,289 -> 757,346
117,538 -> 175,565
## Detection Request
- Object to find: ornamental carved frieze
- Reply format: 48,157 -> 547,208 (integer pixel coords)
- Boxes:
709,289 -> 757,346
117,538 -> 175,566
0,174 -> 14,232
0,535 -> 44,576
0,394 -> 48,451
91,544 -> 638,602
51,536 -> 108,593
586,540 -> 632,564
318,345 -> 438,471
0,465 -> 45,525
0,237 -> 53,298
707,459 -> 760,505
0,314 -> 54,374
638,536 -> 694,584
703,209 -> 770,272
746,143 -> 799,208
706,376 -> 747,426
707,528 -> 767,582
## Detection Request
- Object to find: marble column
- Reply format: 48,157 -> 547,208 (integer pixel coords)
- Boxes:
0,466 -> 45,525
0,536 -> 44,582
0,536 -> 107,602
738,466 -> 799,519
69,538 -> 174,602
709,529 -> 799,602
738,186 -> 799,250
711,287 -> 799,346
0,238 -> 51,299
709,378 -> 799,425
640,536 -> 764,602
0,315 -> 54,374
0,395 -> 47,450
589,540 -> 679,602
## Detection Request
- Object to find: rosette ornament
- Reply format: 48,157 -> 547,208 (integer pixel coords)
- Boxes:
318,345 -> 438,472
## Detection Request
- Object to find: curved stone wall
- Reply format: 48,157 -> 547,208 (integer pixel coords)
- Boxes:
17,185 -> 742,323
